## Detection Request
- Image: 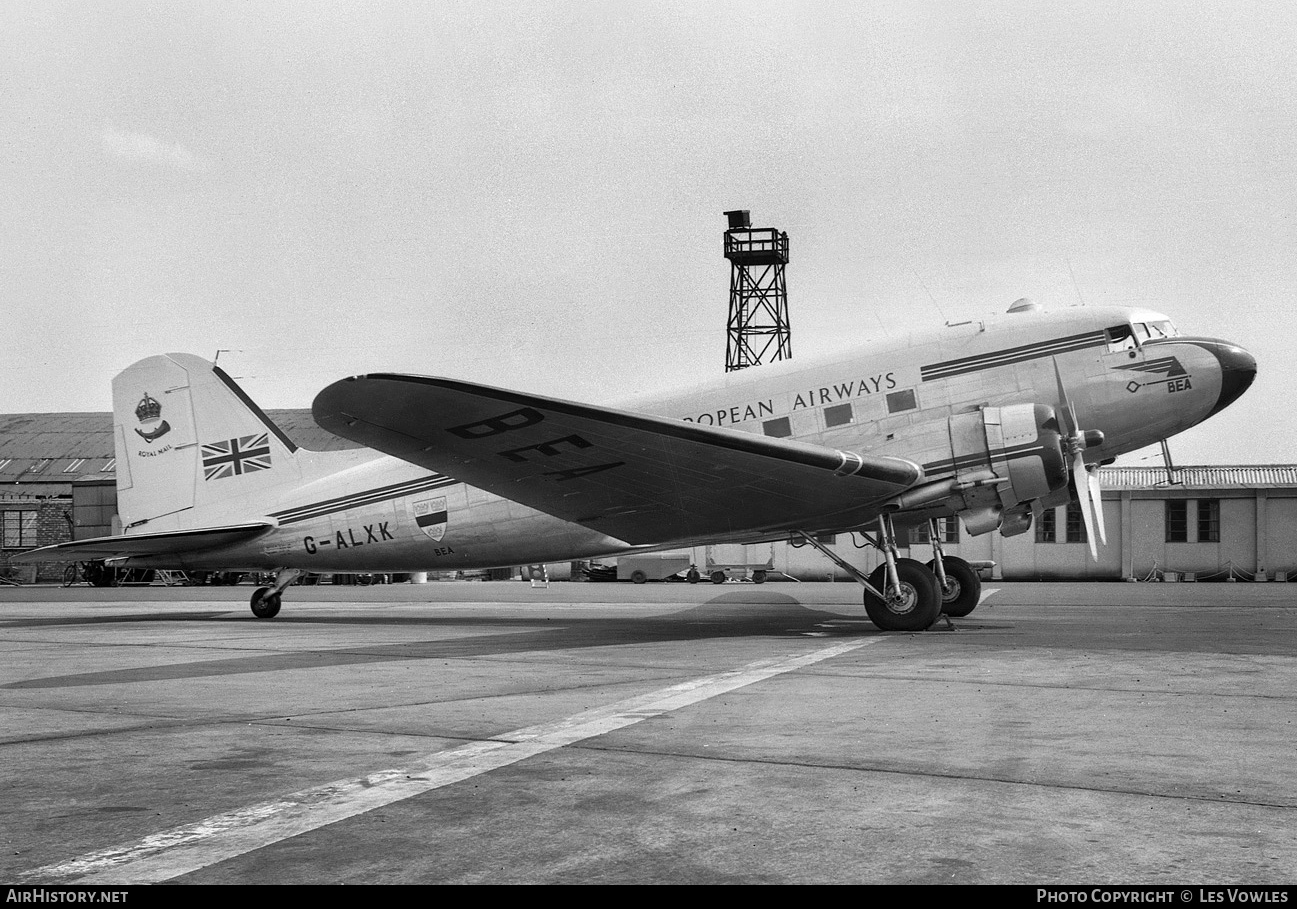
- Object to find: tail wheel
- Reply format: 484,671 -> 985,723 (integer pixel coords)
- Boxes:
251,587 -> 282,619
864,558 -> 941,631
927,556 -> 982,617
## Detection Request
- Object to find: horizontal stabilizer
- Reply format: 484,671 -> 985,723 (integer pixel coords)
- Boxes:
13,523 -> 274,563
313,374 -> 923,544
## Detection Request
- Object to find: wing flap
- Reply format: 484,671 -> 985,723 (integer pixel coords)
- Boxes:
313,375 -> 922,544
13,523 -> 274,562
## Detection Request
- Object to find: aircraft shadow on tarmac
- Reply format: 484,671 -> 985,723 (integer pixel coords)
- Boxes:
2,593 -> 971,691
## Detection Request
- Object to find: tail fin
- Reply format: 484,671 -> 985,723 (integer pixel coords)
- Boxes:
113,353 -> 304,531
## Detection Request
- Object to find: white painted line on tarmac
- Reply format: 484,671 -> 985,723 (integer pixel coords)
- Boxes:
980,587 -> 1000,603
24,638 -> 877,885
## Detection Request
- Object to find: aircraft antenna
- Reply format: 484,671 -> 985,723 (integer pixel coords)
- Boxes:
723,210 -> 792,372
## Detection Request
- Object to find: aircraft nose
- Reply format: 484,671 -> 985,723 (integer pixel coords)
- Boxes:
1197,339 -> 1257,418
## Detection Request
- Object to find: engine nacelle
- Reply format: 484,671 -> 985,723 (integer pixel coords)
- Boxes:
940,403 -> 1068,536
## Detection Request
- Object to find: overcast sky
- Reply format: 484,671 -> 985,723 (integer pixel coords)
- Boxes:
2,1 -> 1293,466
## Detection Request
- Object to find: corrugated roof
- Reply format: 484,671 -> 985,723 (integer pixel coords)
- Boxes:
0,411 -> 358,456
0,410 -> 360,482
1098,465 -> 1297,489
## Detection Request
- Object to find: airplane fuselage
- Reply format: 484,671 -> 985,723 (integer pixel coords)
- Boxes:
125,303 -> 1255,574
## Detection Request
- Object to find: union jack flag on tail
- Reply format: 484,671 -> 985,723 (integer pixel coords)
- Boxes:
202,433 -> 273,481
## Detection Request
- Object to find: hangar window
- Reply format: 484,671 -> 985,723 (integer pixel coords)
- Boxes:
1035,507 -> 1057,543
2,510 -> 39,548
885,389 -> 917,414
1065,502 -> 1087,544
824,403 -> 853,428
1165,500 -> 1189,543
910,517 -> 960,544
762,417 -> 792,438
1197,499 -> 1220,543
63,459 -> 86,473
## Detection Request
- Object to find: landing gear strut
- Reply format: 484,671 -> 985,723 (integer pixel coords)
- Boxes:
796,515 -> 942,632
250,568 -> 302,619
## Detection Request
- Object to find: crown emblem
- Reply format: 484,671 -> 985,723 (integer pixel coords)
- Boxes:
135,393 -> 162,425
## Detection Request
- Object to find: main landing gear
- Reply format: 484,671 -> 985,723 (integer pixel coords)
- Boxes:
250,568 -> 302,619
923,518 -> 982,618
796,516 -> 982,631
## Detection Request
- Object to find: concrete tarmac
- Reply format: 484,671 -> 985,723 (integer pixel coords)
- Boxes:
0,579 -> 1294,885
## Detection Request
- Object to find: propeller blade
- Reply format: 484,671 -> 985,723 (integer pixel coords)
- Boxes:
1073,454 -> 1099,561
1087,466 -> 1107,545
1053,358 -> 1078,436
1057,356 -> 1105,557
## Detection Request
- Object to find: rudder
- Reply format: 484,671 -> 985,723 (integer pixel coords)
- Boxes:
113,353 -> 303,531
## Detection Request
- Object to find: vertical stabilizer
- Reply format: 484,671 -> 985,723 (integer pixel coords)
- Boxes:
113,354 -> 304,531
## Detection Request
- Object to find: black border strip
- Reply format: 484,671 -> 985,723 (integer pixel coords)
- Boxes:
212,365 -> 299,453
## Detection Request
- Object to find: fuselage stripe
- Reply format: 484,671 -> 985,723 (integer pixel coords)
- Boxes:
922,442 -> 1046,476
272,475 -> 457,525
921,331 -> 1107,381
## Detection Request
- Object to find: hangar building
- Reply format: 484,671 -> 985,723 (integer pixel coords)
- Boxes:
1,412 -> 1293,583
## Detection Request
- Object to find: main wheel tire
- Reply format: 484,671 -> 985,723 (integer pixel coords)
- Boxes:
630,570 -> 648,584
927,556 -> 982,617
864,558 -> 941,631
251,587 -> 282,619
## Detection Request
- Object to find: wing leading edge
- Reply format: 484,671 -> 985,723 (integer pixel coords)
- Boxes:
312,374 -> 923,545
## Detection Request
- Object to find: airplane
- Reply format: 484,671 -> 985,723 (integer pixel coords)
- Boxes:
16,299 -> 1256,631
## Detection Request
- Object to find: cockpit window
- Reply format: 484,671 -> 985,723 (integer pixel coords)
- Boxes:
1132,322 -> 1151,345
1146,320 -> 1177,339
1105,324 -> 1137,351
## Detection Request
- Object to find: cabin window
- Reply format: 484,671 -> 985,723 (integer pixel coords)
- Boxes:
824,403 -> 853,428
762,417 -> 792,438
1166,500 -> 1189,542
886,389 -> 917,414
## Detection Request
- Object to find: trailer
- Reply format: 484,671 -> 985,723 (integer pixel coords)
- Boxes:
701,543 -> 777,584
616,553 -> 693,584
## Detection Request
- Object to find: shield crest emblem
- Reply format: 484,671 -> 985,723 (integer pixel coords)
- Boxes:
413,496 -> 448,541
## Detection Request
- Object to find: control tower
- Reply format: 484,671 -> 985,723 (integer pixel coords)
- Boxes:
723,210 -> 791,372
